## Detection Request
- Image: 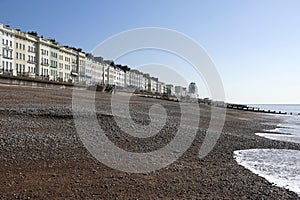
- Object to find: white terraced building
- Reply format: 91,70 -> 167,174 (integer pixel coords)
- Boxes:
0,25 -> 2,73
85,55 -> 105,85
58,46 -> 77,82
126,69 -> 144,90
0,22 -> 185,96
14,30 -> 38,78
37,37 -> 51,78
0,24 -> 14,75
166,84 -> 175,96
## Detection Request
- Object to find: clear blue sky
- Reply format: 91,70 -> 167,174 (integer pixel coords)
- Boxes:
1,0 -> 300,104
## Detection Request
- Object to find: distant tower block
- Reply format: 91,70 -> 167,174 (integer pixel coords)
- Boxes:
188,82 -> 198,98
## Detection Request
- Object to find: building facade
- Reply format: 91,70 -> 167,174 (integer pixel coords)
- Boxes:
77,50 -> 86,84
37,37 -> 51,78
166,84 -> 175,96
13,30 -> 38,78
49,40 -> 59,81
0,22 -> 193,97
175,86 -> 187,97
86,54 -> 104,85
1,24 -> 14,75
58,46 -> 77,82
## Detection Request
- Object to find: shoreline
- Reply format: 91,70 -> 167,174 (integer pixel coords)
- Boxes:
0,85 -> 299,199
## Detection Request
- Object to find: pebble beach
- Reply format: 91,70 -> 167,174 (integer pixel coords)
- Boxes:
0,85 -> 299,199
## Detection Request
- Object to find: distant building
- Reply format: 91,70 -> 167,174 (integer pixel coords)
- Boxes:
175,86 -> 187,97
158,81 -> 166,94
85,54 -> 103,85
126,69 -> 144,90
150,77 -> 158,93
188,82 -> 198,98
166,84 -> 175,96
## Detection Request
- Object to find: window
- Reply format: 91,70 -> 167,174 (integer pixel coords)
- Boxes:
23,44 -> 25,50
16,52 -> 18,59
10,41 -> 12,47
16,42 -> 18,48
23,54 -> 25,60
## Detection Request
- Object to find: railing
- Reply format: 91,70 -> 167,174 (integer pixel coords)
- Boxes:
41,62 -> 49,66
3,44 -> 13,50
0,69 -> 13,75
27,60 -> 37,64
2,55 -> 13,59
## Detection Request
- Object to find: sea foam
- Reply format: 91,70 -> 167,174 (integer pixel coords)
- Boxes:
234,149 -> 300,196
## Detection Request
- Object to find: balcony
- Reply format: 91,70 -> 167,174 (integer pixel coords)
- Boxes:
41,62 -> 49,66
50,65 -> 57,68
2,55 -> 13,60
27,60 -> 37,64
28,50 -> 36,53
0,68 -> 13,75
3,45 -> 13,50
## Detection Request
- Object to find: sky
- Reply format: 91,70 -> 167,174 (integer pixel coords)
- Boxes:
1,0 -> 300,104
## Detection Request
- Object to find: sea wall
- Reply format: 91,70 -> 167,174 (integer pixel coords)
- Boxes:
0,75 -> 74,89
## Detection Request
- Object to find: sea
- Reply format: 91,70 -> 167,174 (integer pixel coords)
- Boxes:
233,104 -> 300,197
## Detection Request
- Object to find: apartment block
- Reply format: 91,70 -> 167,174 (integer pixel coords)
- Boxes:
14,30 -> 38,78
77,50 -> 86,84
150,77 -> 159,93
115,66 -> 126,87
175,86 -> 187,97
166,84 -> 175,96
0,22 -> 192,98
127,69 -> 144,90
37,37 -> 51,78
158,81 -> 166,94
86,55 -> 105,85
0,24 -> 14,75
49,40 -> 59,81
58,46 -> 77,82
